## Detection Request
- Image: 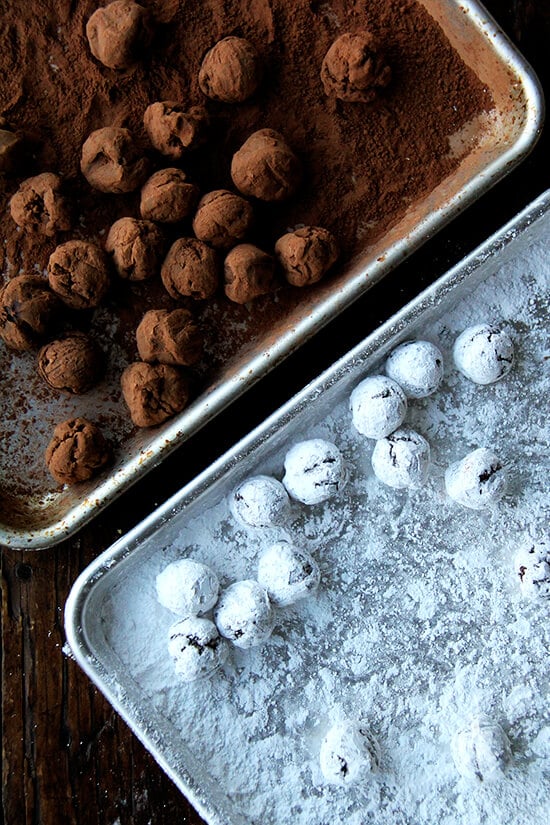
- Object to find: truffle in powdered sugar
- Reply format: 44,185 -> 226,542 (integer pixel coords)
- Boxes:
350,374 -> 407,440
257,541 -> 320,607
515,535 -> 550,599
282,438 -> 347,505
385,340 -> 444,398
167,616 -> 228,682
229,474 -> 290,528
319,721 -> 381,786
371,426 -> 430,489
156,558 -> 219,616
445,447 -> 507,510
214,579 -> 274,649
451,717 -> 512,782
453,323 -> 514,385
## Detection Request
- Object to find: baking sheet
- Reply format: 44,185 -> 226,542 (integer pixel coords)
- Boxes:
65,190 -> 550,825
0,0 -> 544,548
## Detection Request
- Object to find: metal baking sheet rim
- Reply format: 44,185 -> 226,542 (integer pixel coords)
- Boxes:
1,0 -> 545,549
65,188 -> 550,825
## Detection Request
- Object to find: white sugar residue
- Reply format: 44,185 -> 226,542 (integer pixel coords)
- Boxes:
99,220 -> 549,825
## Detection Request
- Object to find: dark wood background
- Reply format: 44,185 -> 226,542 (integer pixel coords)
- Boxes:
2,2 -> 549,823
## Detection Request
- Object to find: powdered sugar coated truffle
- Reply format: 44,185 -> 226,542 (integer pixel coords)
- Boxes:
156,558 -> 219,616
385,340 -> 444,398
445,447 -> 506,510
283,438 -> 347,505
214,580 -> 274,649
371,427 -> 430,489
453,323 -> 514,384
167,616 -> 228,682
229,475 -> 290,528
350,374 -> 407,439
257,541 -> 320,607
515,536 -> 550,599
451,717 -> 511,782
319,721 -> 380,786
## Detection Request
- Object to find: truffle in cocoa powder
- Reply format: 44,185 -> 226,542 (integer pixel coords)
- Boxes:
192,190 -> 254,250
0,128 -> 23,175
224,244 -> 276,304
144,102 -> 209,158
198,37 -> 262,103
275,226 -> 339,287
231,129 -> 301,202
45,417 -> 111,485
136,308 -> 203,366
38,334 -> 104,394
0,275 -> 62,351
121,361 -> 190,427
320,32 -> 391,103
105,217 -> 164,281
80,127 -> 149,194
9,173 -> 71,236
48,240 -> 111,309
161,238 -> 219,300
86,0 -> 153,71
140,168 -> 200,223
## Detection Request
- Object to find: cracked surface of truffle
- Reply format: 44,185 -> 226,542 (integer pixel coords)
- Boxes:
453,323 -> 515,384
320,722 -> 381,786
136,308 -> 203,366
45,417 -> 111,485
143,102 -> 209,158
47,240 -> 111,309
86,0 -> 152,70
224,243 -> 276,304
283,438 -> 347,505
80,127 -> 149,193
275,226 -> 339,287
105,217 -> 164,281
445,447 -> 506,509
9,172 -> 71,236
140,168 -> 200,223
192,189 -> 254,250
371,426 -> 430,488
350,374 -> 407,440
214,580 -> 274,649
0,275 -> 62,351
38,334 -> 104,394
161,237 -> 219,300
231,129 -> 301,202
120,361 -> 190,427
167,616 -> 228,682
321,31 -> 391,102
199,36 -> 262,103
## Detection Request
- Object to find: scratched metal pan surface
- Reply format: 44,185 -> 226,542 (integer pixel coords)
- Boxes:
65,190 -> 550,825
1,0 -> 544,548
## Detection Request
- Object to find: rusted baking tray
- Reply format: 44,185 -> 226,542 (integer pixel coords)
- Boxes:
0,0 -> 544,548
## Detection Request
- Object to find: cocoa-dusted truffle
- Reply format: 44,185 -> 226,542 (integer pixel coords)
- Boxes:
198,36 -> 262,103
136,309 -> 203,366
0,275 -> 61,351
275,226 -> 339,287
161,238 -> 219,300
45,417 -> 111,485
9,173 -> 71,236
105,217 -> 164,281
80,127 -> 149,193
321,32 -> 391,103
231,129 -> 301,202
224,244 -> 276,304
140,168 -> 200,223
0,128 -> 23,174
121,361 -> 190,427
47,240 -> 111,309
144,102 -> 209,158
86,0 -> 152,71
192,190 -> 254,250
38,334 -> 104,394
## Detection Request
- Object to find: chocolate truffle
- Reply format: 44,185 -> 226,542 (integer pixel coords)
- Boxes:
105,217 -> 164,281
371,427 -> 430,489
230,129 -> 301,202
350,374 -> 407,440
140,168 -> 200,223
0,128 -> 23,174
229,475 -> 290,529
320,721 -> 381,786
45,417 -> 111,485
80,127 -> 149,193
214,580 -> 274,649
385,340 -> 444,398
38,334 -> 104,394
453,323 -> 514,385
321,31 -> 391,103
143,102 -> 209,158
47,240 -> 111,309
192,190 -> 254,250
451,717 -> 511,783
0,275 -> 61,351
120,361 -> 190,427
275,226 -> 339,287
161,238 -> 219,300
136,308 -> 203,366
515,536 -> 550,600
224,243 -> 276,304
257,541 -> 320,607
445,447 -> 506,510
86,0 -> 152,71
198,36 -> 262,103
168,616 -> 228,682
9,173 -> 71,236
283,439 -> 347,505
157,559 -> 220,616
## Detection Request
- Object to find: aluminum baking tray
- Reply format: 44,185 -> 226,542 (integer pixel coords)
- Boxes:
1,0 -> 544,548
65,190 -> 550,825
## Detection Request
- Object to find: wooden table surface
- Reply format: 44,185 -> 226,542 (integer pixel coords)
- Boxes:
2,2 -> 549,823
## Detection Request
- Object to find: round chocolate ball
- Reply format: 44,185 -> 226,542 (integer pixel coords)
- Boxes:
192,189 -> 254,250
161,238 -> 219,300
136,308 -> 203,366
140,168 -> 200,223
0,275 -> 61,351
198,36 -> 262,103
9,173 -> 71,236
231,129 -> 301,202
143,102 -> 209,158
38,334 -> 104,394
80,127 -> 149,193
45,417 -> 111,485
275,226 -> 339,287
86,0 -> 152,70
321,31 -> 391,103
105,217 -> 164,281
48,240 -> 111,310
120,361 -> 190,427
224,243 -> 276,304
